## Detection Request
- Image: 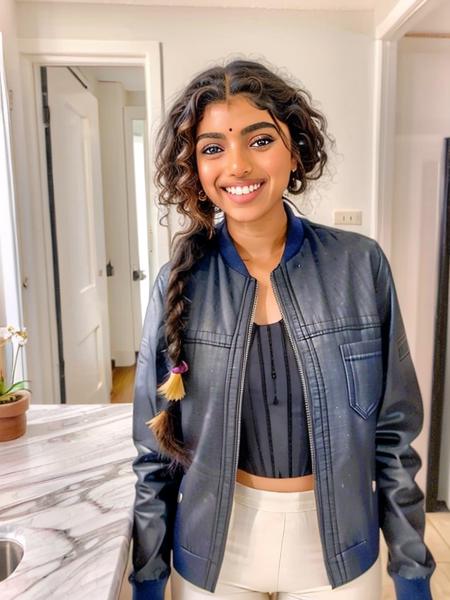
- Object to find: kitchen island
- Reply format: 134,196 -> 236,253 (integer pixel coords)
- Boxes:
0,404 -> 136,600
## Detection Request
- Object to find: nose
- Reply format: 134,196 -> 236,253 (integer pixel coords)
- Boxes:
227,145 -> 252,177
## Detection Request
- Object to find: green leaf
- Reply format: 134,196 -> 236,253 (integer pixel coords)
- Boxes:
0,380 -> 31,399
8,380 -> 31,390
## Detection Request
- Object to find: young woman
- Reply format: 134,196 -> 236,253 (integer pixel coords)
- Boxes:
128,59 -> 435,600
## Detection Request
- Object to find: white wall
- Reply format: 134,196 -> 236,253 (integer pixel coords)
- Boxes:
16,3 -> 375,235
375,0 -> 400,25
126,90 -> 145,107
392,35 -> 450,494
415,0 -> 450,30
0,1 -> 33,395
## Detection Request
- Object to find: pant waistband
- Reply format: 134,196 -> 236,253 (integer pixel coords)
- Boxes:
233,481 -> 317,512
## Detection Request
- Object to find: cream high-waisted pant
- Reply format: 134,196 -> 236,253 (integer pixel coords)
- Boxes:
171,481 -> 381,600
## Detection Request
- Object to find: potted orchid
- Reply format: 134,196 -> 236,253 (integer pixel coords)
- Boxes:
0,325 -> 32,441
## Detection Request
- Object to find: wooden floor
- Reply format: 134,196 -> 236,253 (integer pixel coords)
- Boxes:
113,365 -> 450,598
110,365 -> 136,404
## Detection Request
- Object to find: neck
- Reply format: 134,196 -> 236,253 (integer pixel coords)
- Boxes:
226,202 -> 288,262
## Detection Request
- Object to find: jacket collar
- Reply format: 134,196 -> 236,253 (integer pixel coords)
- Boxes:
215,200 -> 305,277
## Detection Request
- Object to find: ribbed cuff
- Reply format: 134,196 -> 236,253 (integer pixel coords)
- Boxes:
392,573 -> 432,600
128,572 -> 168,600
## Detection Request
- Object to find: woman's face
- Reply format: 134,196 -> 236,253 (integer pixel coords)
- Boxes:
195,94 -> 296,227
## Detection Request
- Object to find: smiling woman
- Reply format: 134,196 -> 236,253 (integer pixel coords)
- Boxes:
195,98 -> 297,227
129,58 -> 435,600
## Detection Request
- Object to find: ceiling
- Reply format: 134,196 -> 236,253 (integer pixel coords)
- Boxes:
81,66 -> 145,92
18,0 -> 377,9
411,1 -> 450,32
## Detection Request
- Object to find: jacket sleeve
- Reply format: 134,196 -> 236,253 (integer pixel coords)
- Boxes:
127,262 -> 182,600
374,243 -> 436,600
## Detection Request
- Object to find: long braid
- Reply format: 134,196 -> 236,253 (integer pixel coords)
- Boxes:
147,203 -> 216,471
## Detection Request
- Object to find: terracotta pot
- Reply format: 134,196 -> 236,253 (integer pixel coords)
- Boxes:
0,390 -> 30,442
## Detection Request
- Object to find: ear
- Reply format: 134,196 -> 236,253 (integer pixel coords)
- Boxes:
291,154 -> 297,171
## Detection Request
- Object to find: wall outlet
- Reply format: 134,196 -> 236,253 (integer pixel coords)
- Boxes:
334,210 -> 362,225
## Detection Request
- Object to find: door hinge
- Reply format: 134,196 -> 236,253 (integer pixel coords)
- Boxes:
43,105 -> 50,127
8,89 -> 13,111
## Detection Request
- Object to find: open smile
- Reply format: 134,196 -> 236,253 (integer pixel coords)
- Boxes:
221,181 -> 265,204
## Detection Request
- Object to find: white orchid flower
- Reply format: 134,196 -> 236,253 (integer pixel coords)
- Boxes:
0,327 -> 12,348
0,324 -> 31,403
15,328 -> 28,346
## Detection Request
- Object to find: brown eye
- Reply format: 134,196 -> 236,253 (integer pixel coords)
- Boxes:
251,135 -> 274,148
201,144 -> 223,155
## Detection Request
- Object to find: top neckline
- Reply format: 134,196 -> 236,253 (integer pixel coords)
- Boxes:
215,201 -> 305,278
253,319 -> 283,327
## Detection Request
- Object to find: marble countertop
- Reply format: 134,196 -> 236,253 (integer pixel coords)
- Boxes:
0,404 -> 136,600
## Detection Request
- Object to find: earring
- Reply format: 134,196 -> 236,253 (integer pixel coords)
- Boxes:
289,168 -> 301,192
198,189 -> 208,201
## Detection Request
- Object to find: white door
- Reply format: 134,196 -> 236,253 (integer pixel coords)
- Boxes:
47,66 -> 111,404
124,107 -> 151,351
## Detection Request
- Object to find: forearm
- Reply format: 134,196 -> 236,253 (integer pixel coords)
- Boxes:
375,243 -> 435,598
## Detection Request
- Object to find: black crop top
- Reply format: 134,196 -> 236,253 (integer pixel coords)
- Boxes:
237,319 -> 312,478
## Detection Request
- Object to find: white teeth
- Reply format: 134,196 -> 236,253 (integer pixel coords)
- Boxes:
225,182 -> 262,195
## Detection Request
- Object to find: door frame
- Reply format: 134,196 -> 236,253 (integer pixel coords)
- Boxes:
18,39 -> 169,405
374,0 -> 447,505
372,0 -> 444,254
427,139 -> 450,511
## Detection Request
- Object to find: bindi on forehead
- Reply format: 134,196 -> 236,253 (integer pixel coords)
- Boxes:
196,121 -> 278,143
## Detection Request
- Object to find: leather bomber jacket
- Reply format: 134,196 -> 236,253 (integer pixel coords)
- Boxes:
129,202 -> 436,600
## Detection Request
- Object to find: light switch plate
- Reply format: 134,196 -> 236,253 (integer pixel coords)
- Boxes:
334,210 -> 362,225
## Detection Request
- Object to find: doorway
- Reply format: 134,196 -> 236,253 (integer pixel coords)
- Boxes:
41,64 -> 151,404
428,139 -> 450,511
18,41 -> 169,405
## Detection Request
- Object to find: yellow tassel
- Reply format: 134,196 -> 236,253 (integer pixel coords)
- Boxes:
157,371 -> 186,400
156,360 -> 189,401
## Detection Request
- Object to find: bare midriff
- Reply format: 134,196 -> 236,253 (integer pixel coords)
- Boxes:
236,468 -> 314,492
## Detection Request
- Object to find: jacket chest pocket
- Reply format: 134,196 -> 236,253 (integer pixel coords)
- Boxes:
339,338 -> 383,419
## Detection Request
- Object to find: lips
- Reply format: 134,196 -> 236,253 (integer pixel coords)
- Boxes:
221,181 -> 266,204
225,182 -> 262,195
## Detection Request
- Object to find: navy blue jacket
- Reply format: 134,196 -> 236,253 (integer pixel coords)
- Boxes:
129,202 -> 435,599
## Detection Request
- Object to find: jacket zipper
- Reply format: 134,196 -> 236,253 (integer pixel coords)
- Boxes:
270,269 -> 336,586
270,271 -> 316,473
210,278 -> 258,589
233,279 -> 259,476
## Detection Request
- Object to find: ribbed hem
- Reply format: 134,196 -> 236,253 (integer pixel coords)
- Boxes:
128,572 -> 168,600
391,573 -> 432,600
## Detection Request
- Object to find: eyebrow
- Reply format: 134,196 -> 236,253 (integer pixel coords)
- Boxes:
196,121 -> 278,143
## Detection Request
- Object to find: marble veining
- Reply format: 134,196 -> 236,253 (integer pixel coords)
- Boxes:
0,404 -> 135,599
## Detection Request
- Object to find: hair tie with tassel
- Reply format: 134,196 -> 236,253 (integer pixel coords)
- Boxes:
146,361 -> 189,450
156,360 -> 189,402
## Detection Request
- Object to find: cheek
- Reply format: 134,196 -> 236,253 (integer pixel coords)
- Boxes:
263,150 -> 292,184
197,160 -> 219,189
